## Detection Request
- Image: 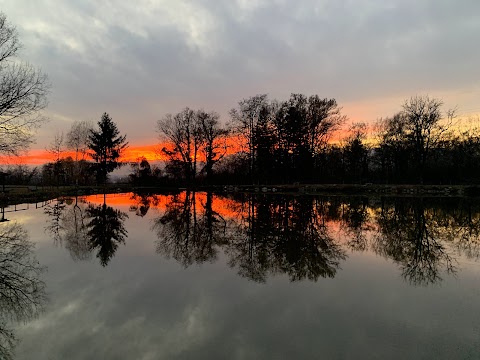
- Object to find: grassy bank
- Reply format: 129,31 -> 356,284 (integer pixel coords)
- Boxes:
0,185 -> 130,206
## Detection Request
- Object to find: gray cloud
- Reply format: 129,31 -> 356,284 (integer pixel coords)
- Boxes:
1,0 -> 479,147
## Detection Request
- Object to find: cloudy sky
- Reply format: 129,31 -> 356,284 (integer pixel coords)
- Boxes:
1,0 -> 479,156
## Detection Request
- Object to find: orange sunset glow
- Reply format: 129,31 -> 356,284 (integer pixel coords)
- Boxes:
9,145 -> 163,165
4,135 -> 246,166
2,116 -> 475,166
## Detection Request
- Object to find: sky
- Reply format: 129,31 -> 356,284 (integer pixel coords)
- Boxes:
1,0 -> 479,164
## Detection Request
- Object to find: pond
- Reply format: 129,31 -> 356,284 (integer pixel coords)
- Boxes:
1,192 -> 479,359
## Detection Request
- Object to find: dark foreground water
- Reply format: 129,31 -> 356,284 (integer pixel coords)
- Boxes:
1,192 -> 479,359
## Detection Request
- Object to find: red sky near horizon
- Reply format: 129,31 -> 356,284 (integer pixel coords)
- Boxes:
2,121 -> 419,166
1,129 -> 356,166
7,144 -> 163,166
5,136 -> 245,166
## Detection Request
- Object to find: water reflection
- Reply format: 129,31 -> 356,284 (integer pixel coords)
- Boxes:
129,192 -> 160,217
224,195 -> 346,282
152,192 -> 480,286
45,196 -> 128,267
44,200 -> 66,245
9,193 -> 480,359
373,199 -> 456,285
0,223 -> 46,360
62,198 -> 91,261
153,191 -> 227,267
340,197 -> 373,251
45,197 -> 91,261
44,191 -> 480,286
85,203 -> 128,266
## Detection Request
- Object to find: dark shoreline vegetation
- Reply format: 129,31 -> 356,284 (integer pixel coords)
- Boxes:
2,94 -> 480,194
3,183 -> 480,208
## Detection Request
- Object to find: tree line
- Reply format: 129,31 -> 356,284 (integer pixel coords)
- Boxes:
154,93 -> 480,186
5,93 -> 480,188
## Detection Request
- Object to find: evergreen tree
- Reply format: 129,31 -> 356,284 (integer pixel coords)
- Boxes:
88,113 -> 128,185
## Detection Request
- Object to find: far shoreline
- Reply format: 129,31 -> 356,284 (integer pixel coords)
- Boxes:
2,183 -> 480,207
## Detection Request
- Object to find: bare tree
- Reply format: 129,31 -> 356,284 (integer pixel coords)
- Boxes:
45,131 -> 65,185
158,108 -> 229,185
0,13 -> 50,155
230,94 -> 269,179
196,110 -> 229,183
66,120 -> 93,186
66,120 -> 93,162
401,95 -> 455,183
307,95 -> 346,154
376,96 -> 455,183
157,108 -> 199,184
46,131 -> 64,163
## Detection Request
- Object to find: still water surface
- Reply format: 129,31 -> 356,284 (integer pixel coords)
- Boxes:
1,192 -> 479,359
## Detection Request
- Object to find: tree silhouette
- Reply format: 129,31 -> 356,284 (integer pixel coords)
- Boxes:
229,93 -> 345,183
197,110 -> 229,183
342,123 -> 369,183
66,120 -> 93,186
375,96 -> 454,184
88,113 -> 128,185
230,94 -> 271,183
0,12 -> 50,156
157,108 -> 199,185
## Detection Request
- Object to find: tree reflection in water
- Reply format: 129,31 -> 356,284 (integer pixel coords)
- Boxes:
153,191 -> 227,267
225,195 -> 347,282
0,223 -> 47,360
153,193 -> 480,286
44,199 -> 67,245
339,197 -> 373,252
129,192 -> 160,217
45,196 -> 128,267
154,192 -> 346,282
63,198 -> 91,261
434,199 -> 480,260
45,197 -> 91,261
85,202 -> 128,267
47,192 -> 480,284
373,199 -> 457,285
